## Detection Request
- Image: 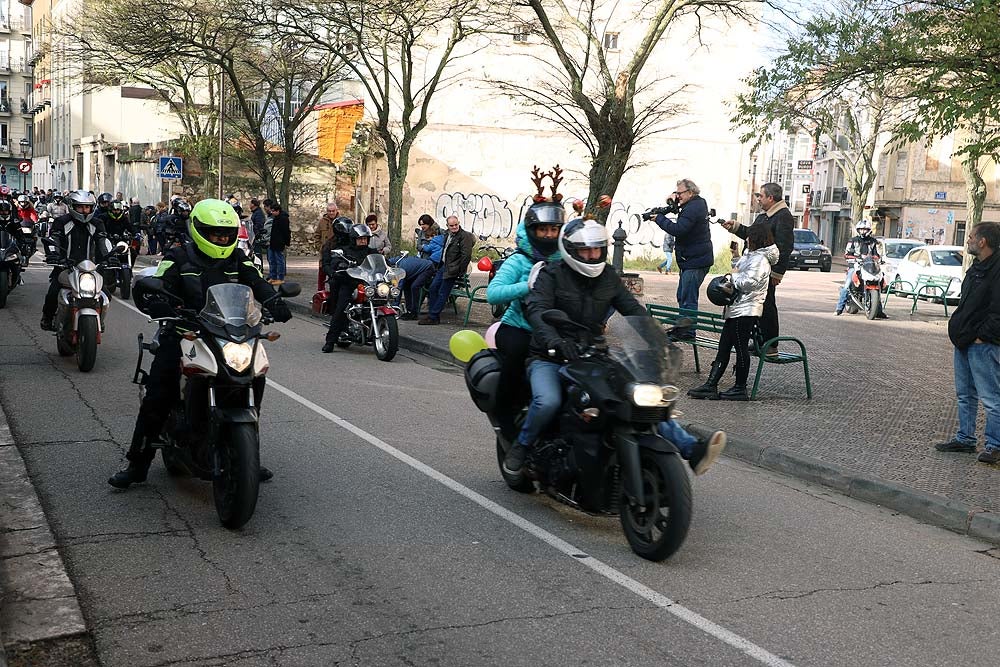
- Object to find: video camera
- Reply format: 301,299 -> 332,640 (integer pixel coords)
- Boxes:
641,199 -> 681,221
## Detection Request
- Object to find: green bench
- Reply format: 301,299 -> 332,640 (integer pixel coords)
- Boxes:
418,274 -> 487,326
646,303 -> 812,400
885,274 -> 957,316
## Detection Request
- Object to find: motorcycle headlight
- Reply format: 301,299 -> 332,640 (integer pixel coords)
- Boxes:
79,272 -> 98,298
630,383 -> 664,407
376,282 -> 391,298
222,342 -> 254,373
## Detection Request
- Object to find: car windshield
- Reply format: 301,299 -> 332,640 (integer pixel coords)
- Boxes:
199,283 -> 262,333
931,249 -> 964,266
794,229 -> 820,244
884,242 -> 922,259
603,315 -> 680,386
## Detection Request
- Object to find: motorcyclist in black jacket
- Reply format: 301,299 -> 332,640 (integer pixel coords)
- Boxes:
321,222 -> 377,353
503,218 -> 648,473
108,199 -> 292,489
40,191 -> 113,331
835,220 -> 885,315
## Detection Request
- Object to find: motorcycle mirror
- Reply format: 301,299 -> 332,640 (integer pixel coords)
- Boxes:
278,281 -> 301,298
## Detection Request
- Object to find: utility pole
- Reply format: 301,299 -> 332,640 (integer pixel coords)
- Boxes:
217,70 -> 225,199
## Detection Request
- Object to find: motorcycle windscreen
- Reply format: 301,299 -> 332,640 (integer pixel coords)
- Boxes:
347,254 -> 406,283
199,284 -> 262,340
861,257 -> 880,275
603,315 -> 681,386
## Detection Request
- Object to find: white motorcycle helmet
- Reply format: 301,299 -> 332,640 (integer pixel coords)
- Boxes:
855,220 -> 873,237
559,218 -> 608,279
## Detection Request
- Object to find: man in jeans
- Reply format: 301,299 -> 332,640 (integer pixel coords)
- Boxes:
267,201 -> 291,285
419,216 -> 473,325
653,179 -> 713,338
935,221 -> 1000,465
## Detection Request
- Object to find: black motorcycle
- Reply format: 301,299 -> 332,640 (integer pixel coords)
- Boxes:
464,312 -> 692,561
105,235 -> 134,299
330,252 -> 404,362
132,278 -> 300,529
0,225 -> 24,308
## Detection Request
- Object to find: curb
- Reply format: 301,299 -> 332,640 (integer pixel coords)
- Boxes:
284,298 -> 1000,548
0,401 -> 95,666
683,422 -> 1000,547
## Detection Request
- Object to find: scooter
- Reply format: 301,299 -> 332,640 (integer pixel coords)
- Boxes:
132,278 -> 300,529
462,312 -> 692,561
844,253 -> 885,320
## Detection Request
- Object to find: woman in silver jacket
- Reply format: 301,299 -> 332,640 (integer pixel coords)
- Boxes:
689,224 -> 778,401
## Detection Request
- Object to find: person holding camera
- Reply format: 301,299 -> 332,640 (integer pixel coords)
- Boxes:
646,179 -> 714,336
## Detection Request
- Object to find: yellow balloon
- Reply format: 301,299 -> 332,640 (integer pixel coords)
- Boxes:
449,330 -> 488,363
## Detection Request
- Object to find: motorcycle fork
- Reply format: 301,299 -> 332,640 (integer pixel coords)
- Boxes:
614,431 -> 646,510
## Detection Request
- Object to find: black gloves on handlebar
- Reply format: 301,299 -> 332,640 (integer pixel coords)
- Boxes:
551,338 -> 580,362
269,298 -> 292,323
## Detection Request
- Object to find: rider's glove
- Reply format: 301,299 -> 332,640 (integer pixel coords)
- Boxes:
550,338 -> 579,362
269,298 -> 292,323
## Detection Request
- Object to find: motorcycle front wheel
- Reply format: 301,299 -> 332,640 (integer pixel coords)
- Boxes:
620,452 -> 691,562
866,288 -> 882,320
119,267 -> 132,300
76,315 -> 99,372
0,269 -> 8,308
374,315 -> 399,362
212,422 -> 260,529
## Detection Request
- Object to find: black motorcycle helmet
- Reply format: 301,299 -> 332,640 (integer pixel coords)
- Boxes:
173,200 -> 192,219
97,192 -> 113,210
332,216 -> 354,245
108,200 -> 127,220
0,200 -> 11,221
523,201 -> 564,255
706,275 -> 737,307
349,223 -> 372,246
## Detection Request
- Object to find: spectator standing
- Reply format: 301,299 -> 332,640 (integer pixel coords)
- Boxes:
653,179 -> 714,334
366,213 -> 392,254
934,222 -> 1000,465
249,198 -> 267,262
722,182 -> 794,356
267,201 -> 291,284
657,232 -> 675,274
317,202 -> 339,248
419,216 -> 473,325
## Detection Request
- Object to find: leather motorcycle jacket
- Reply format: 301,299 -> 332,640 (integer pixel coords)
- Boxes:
844,235 -> 883,259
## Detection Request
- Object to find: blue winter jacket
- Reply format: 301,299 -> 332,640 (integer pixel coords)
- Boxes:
486,223 -> 561,331
422,234 -> 445,264
655,195 -> 713,269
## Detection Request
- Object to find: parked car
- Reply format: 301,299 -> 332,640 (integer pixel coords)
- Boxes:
788,228 -> 832,272
880,238 -> 926,283
889,245 -> 964,302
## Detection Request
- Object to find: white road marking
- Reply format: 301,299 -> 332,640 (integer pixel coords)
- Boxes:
114,296 -> 795,666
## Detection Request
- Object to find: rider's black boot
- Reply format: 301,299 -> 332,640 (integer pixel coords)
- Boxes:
109,428 -> 155,489
687,361 -> 725,400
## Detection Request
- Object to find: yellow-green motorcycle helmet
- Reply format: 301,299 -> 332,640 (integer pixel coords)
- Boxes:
189,198 -> 240,259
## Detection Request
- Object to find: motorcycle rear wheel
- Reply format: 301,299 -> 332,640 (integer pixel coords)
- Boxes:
374,315 -> 399,362
845,298 -> 860,315
620,452 -> 691,562
495,438 -> 534,493
76,315 -> 99,372
212,423 -> 260,530
0,269 -> 8,308
491,303 -> 507,320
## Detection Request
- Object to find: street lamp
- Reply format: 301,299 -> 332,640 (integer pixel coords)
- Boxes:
18,138 -> 29,191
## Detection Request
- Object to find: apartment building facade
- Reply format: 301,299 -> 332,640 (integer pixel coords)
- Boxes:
0,0 -> 34,191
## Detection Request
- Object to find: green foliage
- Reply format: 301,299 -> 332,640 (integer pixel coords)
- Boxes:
709,249 -> 735,276
623,252 -> 663,272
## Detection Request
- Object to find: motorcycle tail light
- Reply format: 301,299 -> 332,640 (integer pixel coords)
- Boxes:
354,284 -> 367,303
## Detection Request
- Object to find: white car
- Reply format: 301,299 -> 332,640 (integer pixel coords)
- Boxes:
880,238 -> 927,282
889,245 -> 965,302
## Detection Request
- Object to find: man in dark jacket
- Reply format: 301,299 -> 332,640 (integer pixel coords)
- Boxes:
267,201 -> 291,284
934,222 -> 1000,464
654,179 -> 714,319
419,215 -> 474,325
723,182 -> 794,354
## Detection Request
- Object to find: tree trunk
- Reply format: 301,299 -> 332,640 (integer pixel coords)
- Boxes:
587,130 -> 632,224
385,146 -> 408,251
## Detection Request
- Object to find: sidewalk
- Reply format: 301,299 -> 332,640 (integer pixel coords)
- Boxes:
281,255 -> 1000,546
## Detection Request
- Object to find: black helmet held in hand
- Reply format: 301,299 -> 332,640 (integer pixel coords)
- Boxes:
706,275 -> 736,307
332,216 -> 354,244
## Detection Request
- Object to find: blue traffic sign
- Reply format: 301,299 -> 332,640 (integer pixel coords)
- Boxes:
158,156 -> 183,180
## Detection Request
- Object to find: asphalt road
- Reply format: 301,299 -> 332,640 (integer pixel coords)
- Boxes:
1,264 -> 999,667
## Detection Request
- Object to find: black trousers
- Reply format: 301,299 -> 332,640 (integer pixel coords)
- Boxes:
325,281 -> 354,344
494,324 -> 532,437
42,267 -> 61,318
759,281 -> 779,346
714,316 -> 759,387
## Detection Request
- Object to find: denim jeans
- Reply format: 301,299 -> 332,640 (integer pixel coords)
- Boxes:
517,360 -> 563,446
657,419 -> 698,460
677,265 -> 709,313
953,343 -> 1000,451
427,268 -> 456,320
658,251 -> 673,272
836,268 -> 853,311
267,248 -> 286,280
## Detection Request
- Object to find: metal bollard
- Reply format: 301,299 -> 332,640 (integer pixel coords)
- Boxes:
611,221 -> 627,275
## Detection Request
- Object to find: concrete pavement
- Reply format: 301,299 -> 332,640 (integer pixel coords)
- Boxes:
275,253 -> 1000,546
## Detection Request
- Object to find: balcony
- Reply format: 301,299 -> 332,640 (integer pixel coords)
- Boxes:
20,96 -> 30,114
0,97 -> 12,114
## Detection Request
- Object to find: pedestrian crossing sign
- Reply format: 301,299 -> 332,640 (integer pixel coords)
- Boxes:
158,156 -> 183,180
